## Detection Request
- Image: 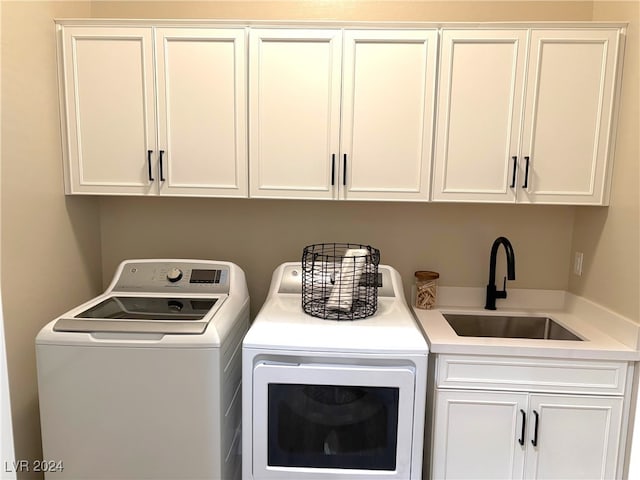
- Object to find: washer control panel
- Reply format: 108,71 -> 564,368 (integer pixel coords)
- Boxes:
112,261 -> 231,294
166,267 -> 183,283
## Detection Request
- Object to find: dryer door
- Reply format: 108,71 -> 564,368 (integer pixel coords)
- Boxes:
252,362 -> 416,479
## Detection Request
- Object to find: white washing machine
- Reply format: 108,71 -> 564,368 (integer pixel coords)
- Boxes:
36,259 -> 249,480
242,262 -> 428,480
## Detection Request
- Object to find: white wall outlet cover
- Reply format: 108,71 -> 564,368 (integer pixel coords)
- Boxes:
573,252 -> 584,276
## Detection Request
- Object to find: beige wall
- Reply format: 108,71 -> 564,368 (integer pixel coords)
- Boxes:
90,0 -> 593,21
100,198 -> 576,315
3,0 -> 639,476
569,1 -> 640,322
1,1 -> 102,474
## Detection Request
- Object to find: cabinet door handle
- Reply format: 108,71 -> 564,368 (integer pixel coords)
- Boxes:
531,410 -> 539,447
343,153 -> 347,186
331,154 -> 336,186
510,156 -> 517,188
522,156 -> 530,189
147,150 -> 154,182
159,150 -> 166,181
518,409 -> 526,446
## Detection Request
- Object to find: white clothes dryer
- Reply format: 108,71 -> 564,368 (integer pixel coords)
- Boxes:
242,262 -> 428,480
36,259 -> 249,480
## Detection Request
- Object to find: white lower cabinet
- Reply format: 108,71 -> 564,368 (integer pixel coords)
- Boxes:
430,356 -> 627,480
525,394 -> 623,479
433,390 -> 623,479
433,390 -> 527,479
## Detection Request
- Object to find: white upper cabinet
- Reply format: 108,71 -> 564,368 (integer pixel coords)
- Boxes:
59,25 -> 248,197
249,28 -> 438,201
519,29 -> 620,204
249,29 -> 342,200
60,27 -> 157,195
432,29 -> 527,203
59,22 -> 624,204
155,28 -> 247,197
340,29 -> 437,201
432,27 -> 622,205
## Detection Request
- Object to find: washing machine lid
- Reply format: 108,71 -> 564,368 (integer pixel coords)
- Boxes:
53,295 -> 226,335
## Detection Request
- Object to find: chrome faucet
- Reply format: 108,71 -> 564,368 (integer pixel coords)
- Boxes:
485,236 -> 516,310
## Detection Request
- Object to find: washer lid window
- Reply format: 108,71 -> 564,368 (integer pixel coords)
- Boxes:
53,295 -> 225,335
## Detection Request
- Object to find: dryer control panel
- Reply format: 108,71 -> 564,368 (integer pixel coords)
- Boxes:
278,264 -> 396,297
111,261 -> 231,294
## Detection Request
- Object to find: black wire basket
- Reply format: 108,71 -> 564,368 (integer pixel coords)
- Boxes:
301,243 -> 381,321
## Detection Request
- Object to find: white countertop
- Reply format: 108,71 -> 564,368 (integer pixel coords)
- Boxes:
413,287 -> 640,361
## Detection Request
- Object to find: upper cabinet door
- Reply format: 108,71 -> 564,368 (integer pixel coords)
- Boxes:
519,29 -> 621,205
155,28 -> 248,197
60,26 -> 157,195
432,29 -> 528,203
340,29 -> 438,201
249,29 -> 342,199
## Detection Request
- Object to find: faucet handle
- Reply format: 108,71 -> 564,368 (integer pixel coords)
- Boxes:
495,276 -> 508,300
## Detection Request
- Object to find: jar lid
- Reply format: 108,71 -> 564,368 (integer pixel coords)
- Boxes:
415,270 -> 439,280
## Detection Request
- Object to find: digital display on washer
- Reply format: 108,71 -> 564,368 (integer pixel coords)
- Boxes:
190,269 -> 221,284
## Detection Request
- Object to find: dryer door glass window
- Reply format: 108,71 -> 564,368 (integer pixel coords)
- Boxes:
267,384 -> 398,470
252,363 -> 415,478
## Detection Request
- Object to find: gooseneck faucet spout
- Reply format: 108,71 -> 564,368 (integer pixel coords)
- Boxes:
485,236 -> 516,310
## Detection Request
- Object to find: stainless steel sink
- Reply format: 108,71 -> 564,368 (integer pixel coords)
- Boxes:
443,313 -> 583,341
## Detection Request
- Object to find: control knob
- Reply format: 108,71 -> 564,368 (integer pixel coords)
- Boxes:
166,267 -> 183,283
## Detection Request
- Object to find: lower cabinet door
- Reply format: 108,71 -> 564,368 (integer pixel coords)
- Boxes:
432,389 -> 527,479
524,394 -> 623,480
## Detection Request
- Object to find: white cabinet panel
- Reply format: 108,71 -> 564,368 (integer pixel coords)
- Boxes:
432,390 -> 624,480
61,27 -> 157,195
249,28 -> 437,201
435,354 -> 628,395
432,389 -> 527,479
156,28 -> 247,197
341,30 -> 437,201
431,355 -> 627,480
249,29 -> 342,199
432,27 -> 622,205
525,394 -> 623,480
432,29 -> 527,202
520,29 -> 620,204
60,25 -> 247,197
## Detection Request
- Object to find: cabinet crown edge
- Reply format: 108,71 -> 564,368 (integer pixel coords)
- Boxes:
53,18 -> 629,30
